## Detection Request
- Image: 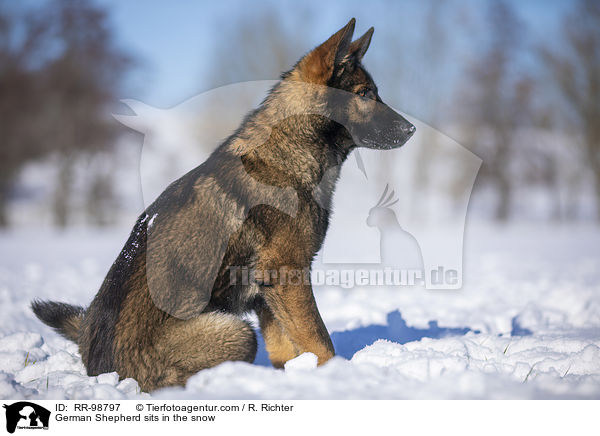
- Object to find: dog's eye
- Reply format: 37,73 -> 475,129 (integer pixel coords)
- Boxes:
358,89 -> 375,99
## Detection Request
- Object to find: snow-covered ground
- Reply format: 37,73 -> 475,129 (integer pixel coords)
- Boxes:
0,222 -> 599,399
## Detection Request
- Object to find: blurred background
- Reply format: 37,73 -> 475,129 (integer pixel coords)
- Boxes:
2,1 -> 600,400
1,0 -> 599,229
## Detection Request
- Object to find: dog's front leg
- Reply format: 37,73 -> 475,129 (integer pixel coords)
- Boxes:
256,303 -> 299,368
261,275 -> 335,366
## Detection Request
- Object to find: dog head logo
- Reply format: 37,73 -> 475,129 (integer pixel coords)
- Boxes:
3,402 -> 50,433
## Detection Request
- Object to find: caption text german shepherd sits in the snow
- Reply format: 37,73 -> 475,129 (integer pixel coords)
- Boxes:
32,18 -> 415,392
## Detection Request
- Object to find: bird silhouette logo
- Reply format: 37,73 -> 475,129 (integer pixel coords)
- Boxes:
367,184 -> 424,271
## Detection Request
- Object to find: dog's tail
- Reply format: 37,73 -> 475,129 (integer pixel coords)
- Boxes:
31,300 -> 85,343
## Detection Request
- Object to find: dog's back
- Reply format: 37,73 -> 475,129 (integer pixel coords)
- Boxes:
33,213 -> 151,375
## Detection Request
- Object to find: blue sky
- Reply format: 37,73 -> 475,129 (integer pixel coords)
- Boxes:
95,0 -> 572,109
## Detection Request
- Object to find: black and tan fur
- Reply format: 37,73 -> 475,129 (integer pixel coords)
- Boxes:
32,19 -> 415,392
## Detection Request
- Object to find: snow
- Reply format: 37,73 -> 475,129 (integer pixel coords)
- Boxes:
0,223 -> 599,399
148,213 -> 158,229
284,353 -> 318,372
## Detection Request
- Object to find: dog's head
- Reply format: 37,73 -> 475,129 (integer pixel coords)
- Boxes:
291,18 -> 415,150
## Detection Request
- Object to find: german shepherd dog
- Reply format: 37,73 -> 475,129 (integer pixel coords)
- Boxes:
32,18 -> 415,391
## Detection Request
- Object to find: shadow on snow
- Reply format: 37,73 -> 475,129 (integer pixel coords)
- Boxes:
254,309 -> 477,366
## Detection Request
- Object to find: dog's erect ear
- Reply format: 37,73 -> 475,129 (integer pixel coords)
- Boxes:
298,18 -> 355,83
349,27 -> 374,62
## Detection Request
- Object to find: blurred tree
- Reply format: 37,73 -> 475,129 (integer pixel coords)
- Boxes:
541,0 -> 600,220
411,1 -> 449,221
206,9 -> 311,88
86,160 -> 118,227
0,0 -> 132,227
0,6 -> 52,226
459,1 -> 533,221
